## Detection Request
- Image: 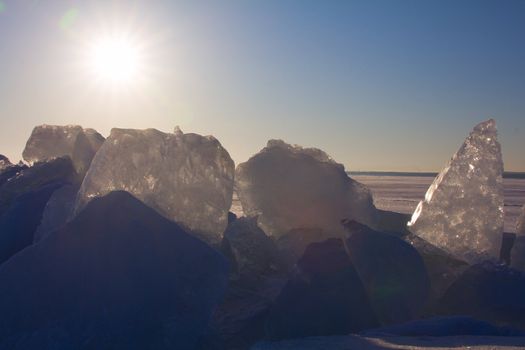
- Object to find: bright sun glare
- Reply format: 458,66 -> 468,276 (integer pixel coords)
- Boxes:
89,36 -> 141,84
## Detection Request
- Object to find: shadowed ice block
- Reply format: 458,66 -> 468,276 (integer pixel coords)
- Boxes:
0,191 -> 228,349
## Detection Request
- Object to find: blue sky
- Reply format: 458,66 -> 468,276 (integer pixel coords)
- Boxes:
0,0 -> 523,171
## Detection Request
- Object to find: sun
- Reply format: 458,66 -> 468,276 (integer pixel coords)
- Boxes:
88,35 -> 142,84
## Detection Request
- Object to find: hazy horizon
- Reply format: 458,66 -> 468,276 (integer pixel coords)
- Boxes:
0,0 -> 524,172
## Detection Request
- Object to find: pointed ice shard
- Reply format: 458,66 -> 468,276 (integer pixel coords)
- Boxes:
408,119 -> 504,263
75,128 -> 235,244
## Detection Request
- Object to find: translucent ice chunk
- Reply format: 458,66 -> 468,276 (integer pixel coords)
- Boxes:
75,127 -> 234,244
22,125 -> 104,175
235,140 -> 376,238
408,119 -> 504,263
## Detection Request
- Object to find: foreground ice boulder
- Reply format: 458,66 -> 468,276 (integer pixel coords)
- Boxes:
266,238 -> 378,340
408,119 -> 504,263
23,125 -> 104,176
437,262 -> 525,329
342,220 -> 430,325
0,191 -> 228,349
0,158 -> 78,264
75,127 -> 235,244
404,233 -> 469,303
235,140 -> 376,238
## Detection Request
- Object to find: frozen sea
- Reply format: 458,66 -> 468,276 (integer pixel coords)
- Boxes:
231,173 -> 525,234
353,174 -> 525,234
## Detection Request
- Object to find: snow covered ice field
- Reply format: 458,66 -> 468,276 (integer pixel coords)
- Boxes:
232,174 -> 525,234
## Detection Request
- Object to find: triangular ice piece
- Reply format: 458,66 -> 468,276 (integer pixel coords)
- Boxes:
408,119 -> 504,263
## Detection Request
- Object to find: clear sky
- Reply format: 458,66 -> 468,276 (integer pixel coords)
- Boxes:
0,0 -> 523,171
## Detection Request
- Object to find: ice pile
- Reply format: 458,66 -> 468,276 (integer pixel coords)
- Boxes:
0,155 -> 11,171
23,125 -> 104,175
408,119 -> 504,263
75,127 -> 235,243
235,140 -> 376,238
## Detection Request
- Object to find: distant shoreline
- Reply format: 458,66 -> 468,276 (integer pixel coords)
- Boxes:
348,171 -> 525,179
